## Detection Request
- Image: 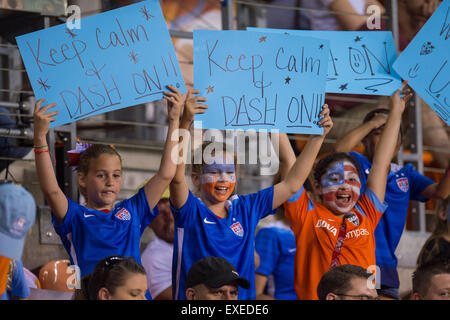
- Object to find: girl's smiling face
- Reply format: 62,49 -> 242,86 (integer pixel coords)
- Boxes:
200,154 -> 236,204
78,153 -> 122,210
320,161 -> 361,216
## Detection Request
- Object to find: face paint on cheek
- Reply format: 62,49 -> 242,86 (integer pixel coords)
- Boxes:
201,168 -> 236,203
321,161 -> 361,214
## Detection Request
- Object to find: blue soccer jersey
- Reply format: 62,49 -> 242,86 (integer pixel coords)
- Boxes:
171,186 -> 276,300
255,221 -> 297,300
52,187 -> 158,278
350,152 -> 434,288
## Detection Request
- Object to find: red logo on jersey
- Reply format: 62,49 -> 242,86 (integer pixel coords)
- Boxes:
396,177 -> 409,192
230,222 -> 244,237
115,208 -> 131,221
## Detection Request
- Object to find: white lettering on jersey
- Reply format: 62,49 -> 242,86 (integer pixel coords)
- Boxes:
315,219 -> 337,236
346,228 -> 370,239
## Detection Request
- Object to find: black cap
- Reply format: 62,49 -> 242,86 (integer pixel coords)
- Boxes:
186,256 -> 250,290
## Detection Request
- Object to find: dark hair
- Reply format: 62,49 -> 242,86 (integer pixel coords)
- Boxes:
77,144 -> 122,198
74,256 -> 146,300
417,198 -> 450,266
412,259 -> 450,297
313,152 -> 361,185
317,264 -> 373,300
363,108 -> 403,142
362,108 -> 389,124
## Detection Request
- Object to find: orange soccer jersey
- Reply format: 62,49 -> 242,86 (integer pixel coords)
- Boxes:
0,256 -> 11,297
284,187 -> 387,300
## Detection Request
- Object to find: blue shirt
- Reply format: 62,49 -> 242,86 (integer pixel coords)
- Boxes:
171,187 -> 276,300
350,152 -> 434,288
255,221 -> 297,300
52,187 -> 157,278
1,260 -> 30,300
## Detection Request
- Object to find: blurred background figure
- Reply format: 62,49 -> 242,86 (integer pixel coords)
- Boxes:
412,259 -> 450,300
255,206 -> 297,300
300,0 -> 385,31
141,188 -> 174,300
417,197 -> 450,266
0,183 -> 36,300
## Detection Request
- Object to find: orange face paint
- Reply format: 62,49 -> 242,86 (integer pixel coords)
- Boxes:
201,163 -> 236,203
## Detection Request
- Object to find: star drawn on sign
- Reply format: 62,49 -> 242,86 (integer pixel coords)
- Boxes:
259,36 -> 267,43
354,36 -> 363,42
66,28 -> 77,39
37,78 -> 51,92
139,5 -> 154,21
285,76 -> 291,84
339,83 -> 348,91
206,85 -> 214,94
129,51 -> 139,64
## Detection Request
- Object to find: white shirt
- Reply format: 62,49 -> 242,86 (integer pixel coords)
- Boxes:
141,236 -> 173,299
301,0 -> 366,31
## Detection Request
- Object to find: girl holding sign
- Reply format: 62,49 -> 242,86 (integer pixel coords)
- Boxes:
33,85 -> 183,299
281,81 -> 412,300
169,89 -> 333,300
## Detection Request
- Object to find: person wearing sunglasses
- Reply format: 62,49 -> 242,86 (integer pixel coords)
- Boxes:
74,256 -> 147,300
317,264 -> 379,300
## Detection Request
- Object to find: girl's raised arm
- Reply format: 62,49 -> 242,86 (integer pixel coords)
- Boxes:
33,99 -> 68,223
170,89 -> 208,210
272,105 -> 333,210
367,81 -> 412,203
143,85 -> 183,210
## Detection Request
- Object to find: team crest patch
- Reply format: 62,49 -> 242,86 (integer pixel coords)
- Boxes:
230,222 -> 244,237
396,177 -> 409,192
115,208 -> 131,221
346,214 -> 360,227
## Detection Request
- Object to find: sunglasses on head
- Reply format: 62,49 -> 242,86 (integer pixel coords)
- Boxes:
103,256 -> 124,269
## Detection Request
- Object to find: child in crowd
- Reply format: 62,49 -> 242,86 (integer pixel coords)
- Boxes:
33,86 -> 183,299
73,255 -> 147,300
281,81 -> 412,300
334,105 -> 449,300
169,89 -> 333,300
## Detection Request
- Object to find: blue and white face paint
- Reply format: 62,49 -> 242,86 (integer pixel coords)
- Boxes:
320,161 -> 361,215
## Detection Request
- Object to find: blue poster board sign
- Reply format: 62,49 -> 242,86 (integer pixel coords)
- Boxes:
193,30 -> 329,134
393,0 -> 450,125
249,27 -> 402,96
16,0 -> 185,128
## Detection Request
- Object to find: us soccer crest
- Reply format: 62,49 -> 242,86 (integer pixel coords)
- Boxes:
230,222 -> 244,237
396,177 -> 409,192
115,208 -> 131,221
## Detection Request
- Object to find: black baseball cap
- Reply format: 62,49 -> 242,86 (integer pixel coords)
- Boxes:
186,256 -> 250,290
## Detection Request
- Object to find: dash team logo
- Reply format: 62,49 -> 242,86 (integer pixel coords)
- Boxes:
115,208 -> 131,221
230,221 -> 244,237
